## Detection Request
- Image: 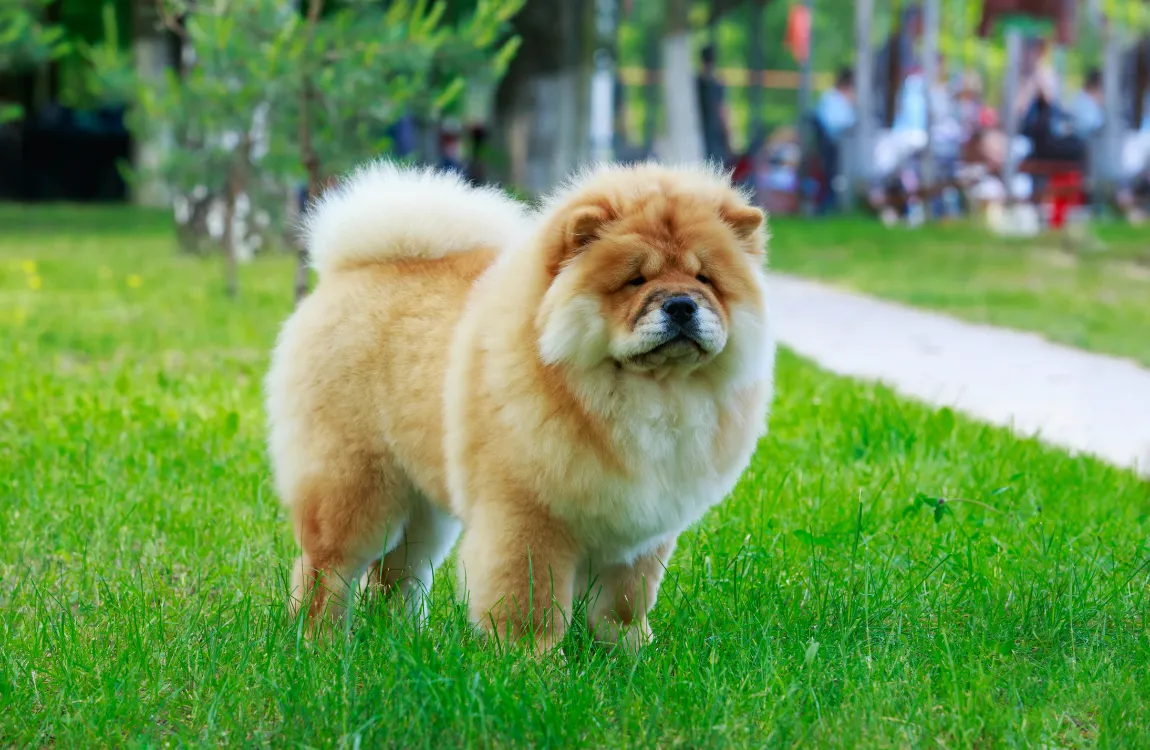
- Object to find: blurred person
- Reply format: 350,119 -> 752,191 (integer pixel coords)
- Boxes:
438,119 -> 466,176
929,58 -> 964,218
874,5 -> 924,124
955,70 -> 1000,146
813,67 -> 857,214
1070,68 -> 1104,139
387,110 -> 419,159
696,44 -> 731,164
754,126 -> 801,215
1016,37 -> 1084,163
1072,69 -> 1150,222
1119,88 -> 1150,224
1014,37 -> 1059,120
466,124 -> 489,186
880,66 -> 933,224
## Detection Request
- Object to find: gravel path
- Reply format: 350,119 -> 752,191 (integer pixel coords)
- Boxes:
769,274 -> 1150,476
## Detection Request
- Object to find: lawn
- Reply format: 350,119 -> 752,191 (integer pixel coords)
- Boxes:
2,206 -> 1149,747
770,218 -> 1150,368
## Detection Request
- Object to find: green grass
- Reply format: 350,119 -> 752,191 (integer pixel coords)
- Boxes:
770,218 -> 1150,368
2,207 -> 1149,747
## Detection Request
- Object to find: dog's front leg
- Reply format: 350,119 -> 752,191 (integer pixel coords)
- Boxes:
585,537 -> 677,652
458,498 -> 578,654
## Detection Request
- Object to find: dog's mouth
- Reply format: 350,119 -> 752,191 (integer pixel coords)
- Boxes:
621,331 -> 714,371
650,333 -> 704,354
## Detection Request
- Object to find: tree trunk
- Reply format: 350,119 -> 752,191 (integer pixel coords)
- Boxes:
747,1 -> 765,142
176,193 -> 213,255
222,135 -> 251,299
589,0 -> 619,163
221,189 -> 239,299
660,0 -> 703,163
490,0 -> 596,196
295,0 -> 325,306
491,0 -> 597,195
132,0 -> 174,207
920,0 -> 940,194
642,24 -> 660,155
851,0 -> 875,199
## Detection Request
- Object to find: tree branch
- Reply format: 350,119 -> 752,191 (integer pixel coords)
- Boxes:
154,0 -> 189,40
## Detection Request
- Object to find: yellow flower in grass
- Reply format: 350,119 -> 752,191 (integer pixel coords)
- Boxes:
22,260 -> 36,275
27,276 -> 42,291
126,274 -> 143,289
13,308 -> 27,324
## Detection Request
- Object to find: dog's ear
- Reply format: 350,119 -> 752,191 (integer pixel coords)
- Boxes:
721,203 -> 767,254
550,204 -> 611,273
565,204 -> 610,251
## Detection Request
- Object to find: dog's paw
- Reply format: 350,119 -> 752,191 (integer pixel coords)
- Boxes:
592,617 -> 653,653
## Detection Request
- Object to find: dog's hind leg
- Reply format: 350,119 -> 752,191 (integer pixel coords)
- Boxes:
288,450 -> 409,630
361,496 -> 461,624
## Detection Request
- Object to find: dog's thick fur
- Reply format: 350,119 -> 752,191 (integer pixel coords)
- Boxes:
266,161 -> 775,649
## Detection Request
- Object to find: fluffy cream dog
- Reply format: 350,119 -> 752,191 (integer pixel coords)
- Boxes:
266,161 -> 775,650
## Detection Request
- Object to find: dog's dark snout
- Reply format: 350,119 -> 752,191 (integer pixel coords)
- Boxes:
662,296 -> 697,326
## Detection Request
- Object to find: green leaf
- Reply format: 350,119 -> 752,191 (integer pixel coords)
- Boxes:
804,640 -> 820,668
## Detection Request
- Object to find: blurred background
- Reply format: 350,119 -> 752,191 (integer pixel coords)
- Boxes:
2,0 -> 1149,268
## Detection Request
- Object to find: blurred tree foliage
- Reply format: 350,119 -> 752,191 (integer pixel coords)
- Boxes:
82,0 -> 523,301
0,0 -> 71,122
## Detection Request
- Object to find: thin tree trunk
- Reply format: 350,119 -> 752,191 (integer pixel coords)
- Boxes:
661,0 -> 703,163
177,194 -> 212,254
642,25 -> 660,154
295,0 -> 325,306
221,190 -> 238,299
747,0 -> 765,142
222,134 -> 251,299
132,0 -> 174,207
852,0 -> 875,203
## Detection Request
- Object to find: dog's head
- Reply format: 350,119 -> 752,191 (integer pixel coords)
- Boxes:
536,164 -> 770,385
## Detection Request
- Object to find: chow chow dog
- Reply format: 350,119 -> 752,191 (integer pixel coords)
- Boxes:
266,161 -> 775,650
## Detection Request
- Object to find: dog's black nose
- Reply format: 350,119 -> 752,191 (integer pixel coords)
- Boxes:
662,296 -> 697,326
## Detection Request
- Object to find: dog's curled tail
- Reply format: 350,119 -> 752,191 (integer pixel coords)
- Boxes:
304,161 -> 530,278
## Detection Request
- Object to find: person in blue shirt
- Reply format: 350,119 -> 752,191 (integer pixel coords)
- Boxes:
813,68 -> 856,213
1069,68 -> 1104,140
816,68 -> 857,144
892,70 -> 928,134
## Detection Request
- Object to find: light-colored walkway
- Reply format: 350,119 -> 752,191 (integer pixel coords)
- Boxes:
769,274 -> 1150,476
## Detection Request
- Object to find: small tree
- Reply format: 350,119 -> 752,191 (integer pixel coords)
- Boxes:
279,0 -> 523,301
0,0 -> 70,123
88,0 -> 523,301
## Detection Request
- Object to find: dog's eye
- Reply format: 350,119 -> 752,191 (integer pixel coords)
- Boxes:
696,274 -> 711,285
627,276 -> 646,287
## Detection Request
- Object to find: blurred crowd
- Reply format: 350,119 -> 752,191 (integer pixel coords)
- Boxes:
723,40 -> 1150,230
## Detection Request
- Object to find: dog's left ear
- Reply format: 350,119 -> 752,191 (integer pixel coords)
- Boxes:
549,204 -> 611,273
565,205 -> 610,251
722,204 -> 767,254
